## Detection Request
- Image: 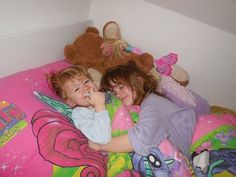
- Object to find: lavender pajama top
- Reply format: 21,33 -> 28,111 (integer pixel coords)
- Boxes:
128,93 -> 196,158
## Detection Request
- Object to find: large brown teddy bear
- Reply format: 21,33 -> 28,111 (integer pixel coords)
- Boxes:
64,26 -> 153,74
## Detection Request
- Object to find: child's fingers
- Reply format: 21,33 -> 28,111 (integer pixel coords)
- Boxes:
85,96 -> 91,102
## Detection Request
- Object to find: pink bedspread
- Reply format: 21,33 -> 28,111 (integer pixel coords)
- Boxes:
0,60 -> 106,177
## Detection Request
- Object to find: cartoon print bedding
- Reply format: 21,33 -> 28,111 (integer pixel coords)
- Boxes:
0,59 -> 235,177
34,91 -> 193,177
190,114 -> 236,177
0,60 -> 71,177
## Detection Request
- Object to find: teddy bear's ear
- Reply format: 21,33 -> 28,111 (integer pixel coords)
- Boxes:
85,27 -> 99,35
64,44 -> 79,64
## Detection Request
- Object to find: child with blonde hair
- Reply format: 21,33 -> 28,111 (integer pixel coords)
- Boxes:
48,65 -> 111,144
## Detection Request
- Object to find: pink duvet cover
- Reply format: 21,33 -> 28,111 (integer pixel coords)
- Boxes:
0,60 -> 106,177
1,59 -> 235,177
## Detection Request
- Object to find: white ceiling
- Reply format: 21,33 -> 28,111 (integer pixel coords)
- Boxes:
145,0 -> 236,35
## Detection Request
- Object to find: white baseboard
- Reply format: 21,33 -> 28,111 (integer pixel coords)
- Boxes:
0,20 -> 92,78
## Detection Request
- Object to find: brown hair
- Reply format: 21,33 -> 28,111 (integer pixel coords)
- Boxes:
47,65 -> 92,100
100,61 -> 159,105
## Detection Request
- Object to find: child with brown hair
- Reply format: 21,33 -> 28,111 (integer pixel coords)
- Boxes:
89,61 -> 197,159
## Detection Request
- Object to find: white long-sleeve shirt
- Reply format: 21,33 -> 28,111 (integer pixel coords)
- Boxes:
71,107 -> 111,144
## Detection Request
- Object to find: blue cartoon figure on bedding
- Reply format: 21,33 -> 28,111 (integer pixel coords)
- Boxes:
131,148 -> 175,177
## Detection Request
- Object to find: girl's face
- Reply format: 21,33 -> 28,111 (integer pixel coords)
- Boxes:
110,81 -> 136,106
63,76 -> 98,107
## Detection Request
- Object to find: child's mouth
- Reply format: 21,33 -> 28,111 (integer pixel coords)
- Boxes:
121,96 -> 127,101
85,92 -> 91,98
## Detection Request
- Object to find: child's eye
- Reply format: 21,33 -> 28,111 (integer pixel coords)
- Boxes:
119,85 -> 124,89
84,79 -> 90,84
74,87 -> 79,92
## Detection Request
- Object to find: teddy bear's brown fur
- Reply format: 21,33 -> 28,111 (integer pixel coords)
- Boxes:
64,27 -> 153,74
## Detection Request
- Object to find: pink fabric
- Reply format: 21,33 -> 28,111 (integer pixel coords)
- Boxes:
0,60 -> 71,177
158,139 -> 192,177
32,109 -> 107,175
116,170 -> 140,177
112,105 -> 140,131
0,60 -> 109,177
192,114 -> 236,144
154,53 -> 178,76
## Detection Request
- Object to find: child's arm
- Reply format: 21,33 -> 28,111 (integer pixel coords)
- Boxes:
72,107 -> 111,144
89,134 -> 134,152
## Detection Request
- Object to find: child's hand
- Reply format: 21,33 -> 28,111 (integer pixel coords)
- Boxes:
89,140 -> 101,151
87,88 -> 106,112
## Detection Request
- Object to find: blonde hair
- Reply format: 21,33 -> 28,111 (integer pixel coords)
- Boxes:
101,61 -> 159,105
47,65 -> 92,100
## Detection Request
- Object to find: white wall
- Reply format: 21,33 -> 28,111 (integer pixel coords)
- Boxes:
0,21 -> 92,77
90,0 -> 236,110
145,0 -> 236,35
0,0 -> 91,37
0,0 -> 92,77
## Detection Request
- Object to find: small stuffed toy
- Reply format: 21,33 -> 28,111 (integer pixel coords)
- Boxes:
64,23 -> 153,74
153,52 -> 189,86
101,21 -> 129,59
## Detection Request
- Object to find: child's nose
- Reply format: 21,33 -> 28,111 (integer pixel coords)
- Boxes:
81,84 -> 88,91
114,91 -> 120,98
84,85 -> 90,91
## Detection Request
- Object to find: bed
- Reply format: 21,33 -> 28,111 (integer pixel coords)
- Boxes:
0,59 -> 235,177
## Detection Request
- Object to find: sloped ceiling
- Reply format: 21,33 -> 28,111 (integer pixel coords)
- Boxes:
145,0 -> 236,35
